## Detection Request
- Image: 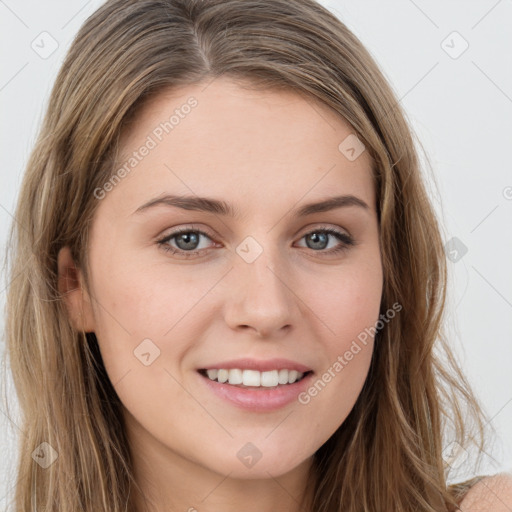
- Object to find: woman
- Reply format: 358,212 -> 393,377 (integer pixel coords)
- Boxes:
3,0 -> 511,510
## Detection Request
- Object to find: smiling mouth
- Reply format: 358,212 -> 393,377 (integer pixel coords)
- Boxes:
198,368 -> 313,388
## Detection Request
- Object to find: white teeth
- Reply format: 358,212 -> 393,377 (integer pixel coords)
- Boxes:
206,369 -> 218,380
217,369 -> 229,383
278,369 -> 289,385
242,369 -> 260,386
203,368 -> 307,387
260,370 -> 279,387
228,369 -> 243,385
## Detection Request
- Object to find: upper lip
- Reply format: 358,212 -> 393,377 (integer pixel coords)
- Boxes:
199,358 -> 313,373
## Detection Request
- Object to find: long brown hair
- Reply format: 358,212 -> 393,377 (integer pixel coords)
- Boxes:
2,0 -> 493,510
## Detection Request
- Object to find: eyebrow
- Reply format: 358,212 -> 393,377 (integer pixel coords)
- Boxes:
132,193 -> 370,218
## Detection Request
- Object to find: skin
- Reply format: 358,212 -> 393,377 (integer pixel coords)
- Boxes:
58,76 -> 383,512
459,473 -> 512,511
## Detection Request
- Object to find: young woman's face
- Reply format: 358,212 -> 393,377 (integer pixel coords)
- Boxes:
71,77 -> 383,481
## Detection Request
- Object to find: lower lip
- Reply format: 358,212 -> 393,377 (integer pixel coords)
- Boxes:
198,371 -> 314,412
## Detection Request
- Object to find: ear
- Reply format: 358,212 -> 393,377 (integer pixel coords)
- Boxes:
57,246 -> 96,333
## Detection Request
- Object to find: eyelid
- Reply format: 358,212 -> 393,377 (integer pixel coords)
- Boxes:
157,222 -> 351,241
297,222 -> 351,238
156,223 -> 218,243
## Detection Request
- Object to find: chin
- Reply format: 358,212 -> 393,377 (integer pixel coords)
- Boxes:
202,449 -> 311,480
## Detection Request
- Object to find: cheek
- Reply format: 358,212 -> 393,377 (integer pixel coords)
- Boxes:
306,262 -> 383,344
300,262 -> 381,406
91,248 -> 189,335
84,254 -> 167,378
87,253 -> 215,382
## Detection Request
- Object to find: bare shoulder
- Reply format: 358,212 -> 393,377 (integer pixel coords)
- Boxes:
459,472 -> 512,511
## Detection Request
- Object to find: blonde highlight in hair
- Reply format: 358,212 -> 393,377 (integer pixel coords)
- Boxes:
3,0 -> 492,510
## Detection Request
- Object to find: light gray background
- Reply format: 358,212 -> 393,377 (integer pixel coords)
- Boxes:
1,0 -> 511,508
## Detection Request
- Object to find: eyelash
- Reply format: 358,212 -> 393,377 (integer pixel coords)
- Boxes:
156,225 -> 356,259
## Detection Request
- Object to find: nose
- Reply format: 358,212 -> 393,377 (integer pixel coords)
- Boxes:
223,242 -> 297,338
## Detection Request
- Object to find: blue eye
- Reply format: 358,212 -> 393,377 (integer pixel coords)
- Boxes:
157,228 -> 215,258
297,228 -> 355,254
156,226 -> 356,259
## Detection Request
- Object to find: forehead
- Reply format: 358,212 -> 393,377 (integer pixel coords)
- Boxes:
107,76 -> 375,218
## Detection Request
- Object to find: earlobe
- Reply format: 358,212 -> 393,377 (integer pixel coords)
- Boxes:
57,246 -> 96,333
